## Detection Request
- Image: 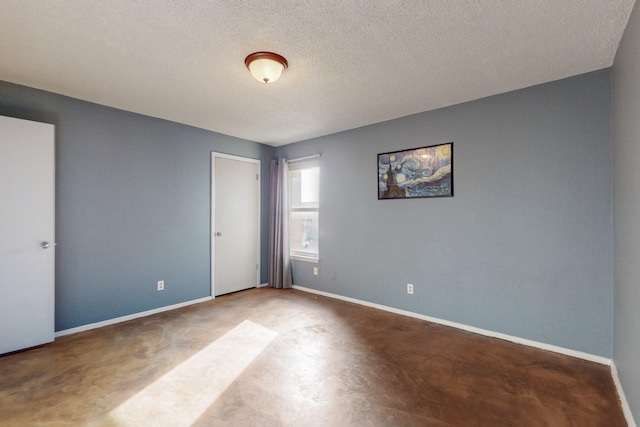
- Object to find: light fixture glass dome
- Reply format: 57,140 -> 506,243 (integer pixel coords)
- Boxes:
245,52 -> 288,84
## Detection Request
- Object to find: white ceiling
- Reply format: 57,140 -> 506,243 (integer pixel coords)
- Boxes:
0,1 -> 635,146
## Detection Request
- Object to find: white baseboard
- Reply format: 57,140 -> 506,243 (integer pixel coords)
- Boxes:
292,285 -> 611,365
55,296 -> 213,337
257,282 -> 269,288
611,361 -> 638,427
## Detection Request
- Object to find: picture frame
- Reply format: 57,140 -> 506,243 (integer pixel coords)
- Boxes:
378,142 -> 453,199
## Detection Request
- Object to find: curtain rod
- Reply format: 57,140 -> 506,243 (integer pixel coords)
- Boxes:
286,153 -> 321,163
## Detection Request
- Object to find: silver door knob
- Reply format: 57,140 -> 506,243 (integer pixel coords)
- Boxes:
41,241 -> 56,249
215,232 -> 223,237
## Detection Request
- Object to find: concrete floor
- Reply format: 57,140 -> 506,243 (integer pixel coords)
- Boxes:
0,288 -> 627,426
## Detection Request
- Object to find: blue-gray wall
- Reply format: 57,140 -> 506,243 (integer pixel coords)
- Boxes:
613,0 -> 640,422
277,70 -> 613,357
0,81 -> 274,331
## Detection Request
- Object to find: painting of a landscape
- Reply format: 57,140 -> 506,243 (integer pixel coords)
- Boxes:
378,142 -> 453,199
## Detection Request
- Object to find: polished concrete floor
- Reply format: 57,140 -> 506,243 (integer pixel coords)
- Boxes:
0,288 -> 627,426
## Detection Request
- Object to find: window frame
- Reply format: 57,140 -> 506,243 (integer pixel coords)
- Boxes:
288,159 -> 319,263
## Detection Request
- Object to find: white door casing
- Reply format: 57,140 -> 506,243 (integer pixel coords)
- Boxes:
211,153 -> 260,296
0,116 -> 55,354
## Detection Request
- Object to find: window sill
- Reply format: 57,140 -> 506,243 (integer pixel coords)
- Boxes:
290,254 -> 319,263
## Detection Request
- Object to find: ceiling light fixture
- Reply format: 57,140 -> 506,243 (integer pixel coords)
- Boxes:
244,52 -> 288,84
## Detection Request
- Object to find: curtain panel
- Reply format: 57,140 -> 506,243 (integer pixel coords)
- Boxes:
268,158 -> 292,289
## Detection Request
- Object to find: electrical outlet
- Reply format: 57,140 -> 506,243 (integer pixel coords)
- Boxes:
407,283 -> 414,294
313,266 -> 318,276
331,271 -> 337,280
157,280 -> 165,291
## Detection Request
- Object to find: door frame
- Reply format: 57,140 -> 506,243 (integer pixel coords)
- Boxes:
210,152 -> 261,297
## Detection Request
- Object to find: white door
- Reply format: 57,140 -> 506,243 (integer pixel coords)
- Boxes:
0,116 -> 55,354
211,153 -> 260,296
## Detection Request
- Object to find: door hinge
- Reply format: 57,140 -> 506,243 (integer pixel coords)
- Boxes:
256,173 -> 259,180
256,263 -> 259,271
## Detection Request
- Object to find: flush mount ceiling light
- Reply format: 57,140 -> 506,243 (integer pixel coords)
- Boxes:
244,52 -> 288,84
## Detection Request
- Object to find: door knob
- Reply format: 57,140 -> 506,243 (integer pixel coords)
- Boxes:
216,232 -> 223,237
41,241 -> 56,249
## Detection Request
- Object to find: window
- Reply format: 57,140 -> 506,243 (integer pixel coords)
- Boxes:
289,160 -> 319,261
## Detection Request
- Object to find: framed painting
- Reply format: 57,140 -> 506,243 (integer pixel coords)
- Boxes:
378,142 -> 453,199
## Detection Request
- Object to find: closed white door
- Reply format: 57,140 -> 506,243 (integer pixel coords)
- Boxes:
211,153 -> 260,296
0,116 -> 55,354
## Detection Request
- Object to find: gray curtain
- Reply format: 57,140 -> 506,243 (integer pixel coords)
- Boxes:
268,158 -> 292,289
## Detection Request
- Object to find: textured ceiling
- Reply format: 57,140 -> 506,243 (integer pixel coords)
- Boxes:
0,1 -> 635,146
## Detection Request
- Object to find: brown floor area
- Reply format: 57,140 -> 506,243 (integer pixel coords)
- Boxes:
0,288 -> 626,426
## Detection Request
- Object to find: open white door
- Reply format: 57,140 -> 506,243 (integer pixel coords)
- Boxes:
0,116 -> 55,354
211,153 -> 260,296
